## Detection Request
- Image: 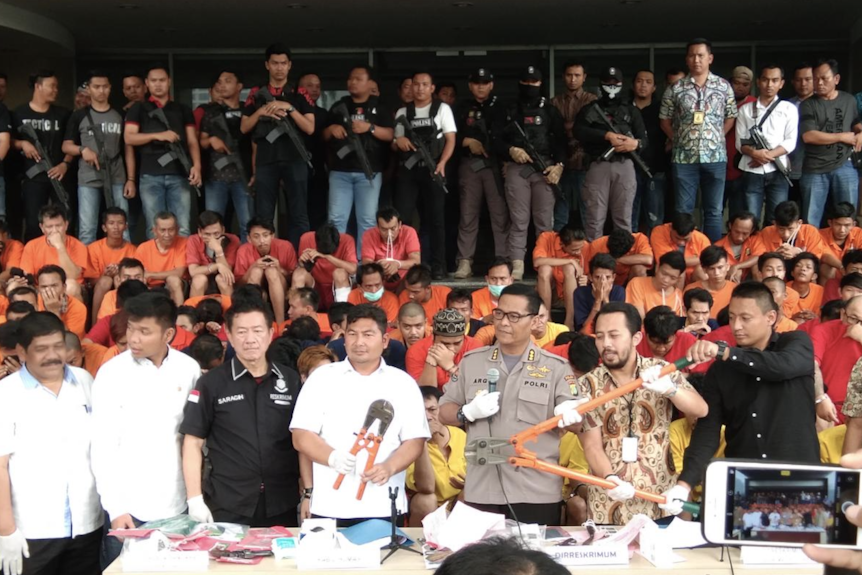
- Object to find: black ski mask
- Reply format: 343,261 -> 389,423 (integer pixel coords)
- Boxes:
519,83 -> 541,101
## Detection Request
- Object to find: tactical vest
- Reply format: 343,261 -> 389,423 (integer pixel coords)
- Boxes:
400,101 -> 444,163
462,95 -> 497,155
334,95 -> 382,157
511,97 -> 551,160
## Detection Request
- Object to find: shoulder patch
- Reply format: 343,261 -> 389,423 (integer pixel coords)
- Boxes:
187,389 -> 200,403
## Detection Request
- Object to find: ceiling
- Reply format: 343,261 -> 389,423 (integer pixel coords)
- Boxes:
4,0 -> 862,52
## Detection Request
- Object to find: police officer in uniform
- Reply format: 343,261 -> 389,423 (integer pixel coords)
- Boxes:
439,284 -> 585,525
575,67 -> 648,241
495,66 -> 566,281
394,71 -> 457,280
180,298 -> 305,527
453,68 -> 511,280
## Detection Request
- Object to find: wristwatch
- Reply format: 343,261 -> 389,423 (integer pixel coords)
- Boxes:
287,105 -> 296,113
369,124 -> 376,135
302,487 -> 313,500
456,406 -> 467,425
714,340 -> 729,360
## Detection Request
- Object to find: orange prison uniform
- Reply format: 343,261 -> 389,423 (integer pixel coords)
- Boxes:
398,285 -> 452,327
532,231 -> 587,298
625,276 -> 683,315
85,239 -> 136,279
0,239 -> 24,271
758,224 -> 824,259
585,232 -> 653,285
683,280 -> 737,318
38,295 -> 87,338
135,237 -> 189,287
21,235 -> 90,284
347,288 -> 400,323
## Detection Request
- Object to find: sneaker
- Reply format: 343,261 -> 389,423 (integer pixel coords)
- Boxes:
512,259 -> 525,281
454,259 -> 472,279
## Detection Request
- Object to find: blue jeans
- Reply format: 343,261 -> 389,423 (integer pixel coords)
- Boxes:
139,174 -> 193,238
553,170 -> 586,231
632,171 -> 666,234
205,180 -> 253,242
672,162 -> 726,241
743,171 -> 789,224
78,184 -> 131,245
328,170 -> 382,258
800,160 -> 859,227
724,177 -> 747,220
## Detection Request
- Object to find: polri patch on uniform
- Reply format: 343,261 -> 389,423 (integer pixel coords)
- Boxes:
187,390 -> 200,403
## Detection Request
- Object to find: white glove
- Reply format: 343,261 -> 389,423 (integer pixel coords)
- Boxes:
659,484 -> 691,516
461,390 -> 501,422
0,529 -> 29,575
554,398 -> 588,428
640,365 -> 677,397
328,450 -> 357,475
607,475 -> 636,502
187,495 -> 214,524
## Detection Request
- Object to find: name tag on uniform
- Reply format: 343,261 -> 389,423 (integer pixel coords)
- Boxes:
692,111 -> 705,125
622,436 -> 638,463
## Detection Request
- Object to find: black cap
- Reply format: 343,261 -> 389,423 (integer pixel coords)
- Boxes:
600,66 -> 624,83
520,65 -> 543,82
469,68 -> 494,83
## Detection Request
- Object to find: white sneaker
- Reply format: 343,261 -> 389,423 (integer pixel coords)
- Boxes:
512,260 -> 525,281
454,259 -> 472,279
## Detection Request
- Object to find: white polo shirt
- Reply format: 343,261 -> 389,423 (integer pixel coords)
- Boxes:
289,358 -> 430,519
91,347 -> 201,521
0,365 -> 102,539
735,96 -> 799,175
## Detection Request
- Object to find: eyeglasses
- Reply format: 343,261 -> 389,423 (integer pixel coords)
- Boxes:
846,314 -> 862,325
492,309 -> 536,323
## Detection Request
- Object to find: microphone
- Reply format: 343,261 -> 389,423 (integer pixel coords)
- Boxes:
487,368 -> 500,394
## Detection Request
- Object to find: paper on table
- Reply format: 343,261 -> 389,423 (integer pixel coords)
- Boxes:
664,517 -> 708,548
421,503 -> 449,547
436,502 -> 506,552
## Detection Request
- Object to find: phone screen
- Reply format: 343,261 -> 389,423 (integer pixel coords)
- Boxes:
724,465 -> 860,545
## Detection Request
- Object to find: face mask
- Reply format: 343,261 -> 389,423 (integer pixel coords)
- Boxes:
363,287 -> 385,302
519,84 -> 541,101
488,284 -> 505,298
601,84 -> 622,100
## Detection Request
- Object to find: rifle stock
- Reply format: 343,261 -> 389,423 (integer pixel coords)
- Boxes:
17,124 -> 70,209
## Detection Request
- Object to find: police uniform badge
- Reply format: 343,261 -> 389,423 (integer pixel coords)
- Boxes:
535,116 -> 543,125
528,66 -> 535,74
275,378 -> 287,393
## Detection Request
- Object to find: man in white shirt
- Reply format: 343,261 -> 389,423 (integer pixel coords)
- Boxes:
291,304 -> 429,526
91,293 -> 201,568
736,64 -> 798,223
393,71 -> 456,280
0,312 -> 102,575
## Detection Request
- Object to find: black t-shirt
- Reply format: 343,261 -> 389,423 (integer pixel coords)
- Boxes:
638,100 -> 669,174
179,358 -> 302,517
11,103 -> 71,182
800,91 -> 862,174
326,96 -> 393,173
0,103 -> 10,178
201,105 -> 250,183
243,85 -> 315,166
125,98 -> 195,176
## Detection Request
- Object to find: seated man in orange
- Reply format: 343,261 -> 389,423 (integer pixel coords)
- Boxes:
390,302 -> 430,350
820,202 -> 862,282
187,210 -> 240,298
86,207 -> 137,323
134,211 -> 188,306
714,211 -> 763,282
406,308 -> 480,390
398,264 -> 451,326
347,262 -> 399,323
235,217 -> 296,324
20,205 -> 89,301
446,289 -> 484,337
36,264 -> 87,338
361,207 -> 421,289
0,220 -> 24,285
533,227 -> 588,330
285,287 -> 331,336
471,258 -> 513,323
758,251 -> 802,320
762,277 -> 799,333
97,257 -> 146,319
683,246 -> 737,318
650,212 -> 709,286
788,252 -> 823,322
824,250 -> 862,303
626,251 -> 686,317
292,222 -> 357,309
758,200 -> 824,263
586,228 -> 653,286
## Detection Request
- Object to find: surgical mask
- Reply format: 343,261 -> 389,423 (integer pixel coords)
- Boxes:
488,284 -> 505,298
519,84 -> 541,101
363,287 -> 385,302
601,84 -> 622,100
